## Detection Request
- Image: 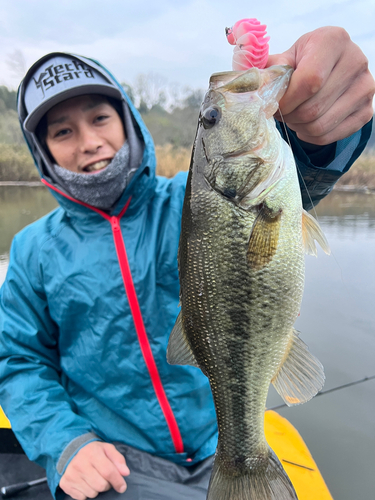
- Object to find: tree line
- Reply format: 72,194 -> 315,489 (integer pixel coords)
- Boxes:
0,78 -> 204,149
0,78 -> 204,181
0,79 -> 374,182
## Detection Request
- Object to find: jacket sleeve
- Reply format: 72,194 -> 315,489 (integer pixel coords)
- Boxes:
277,118 -> 373,211
0,233 -> 101,499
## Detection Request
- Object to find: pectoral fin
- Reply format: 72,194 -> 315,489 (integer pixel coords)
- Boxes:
271,328 -> 325,406
247,205 -> 281,270
167,311 -> 199,368
302,210 -> 330,256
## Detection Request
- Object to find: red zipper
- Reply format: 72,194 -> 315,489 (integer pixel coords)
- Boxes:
109,215 -> 184,453
41,179 -> 184,454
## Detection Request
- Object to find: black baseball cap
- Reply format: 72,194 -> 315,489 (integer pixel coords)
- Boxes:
22,53 -> 123,132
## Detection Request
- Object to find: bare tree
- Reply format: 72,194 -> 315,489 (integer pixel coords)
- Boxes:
6,49 -> 27,80
132,72 -> 168,110
131,72 -> 203,112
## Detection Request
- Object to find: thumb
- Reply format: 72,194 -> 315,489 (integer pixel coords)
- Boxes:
266,50 -> 295,69
103,444 -> 130,476
266,47 -> 298,116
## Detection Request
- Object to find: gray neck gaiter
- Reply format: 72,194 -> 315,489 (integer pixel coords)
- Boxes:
52,141 -> 132,210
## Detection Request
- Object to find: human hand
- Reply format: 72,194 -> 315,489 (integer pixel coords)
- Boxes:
59,441 -> 130,500
267,26 -> 375,145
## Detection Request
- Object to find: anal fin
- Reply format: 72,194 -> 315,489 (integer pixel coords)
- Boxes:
272,328 -> 325,406
302,210 -> 330,256
167,311 -> 199,368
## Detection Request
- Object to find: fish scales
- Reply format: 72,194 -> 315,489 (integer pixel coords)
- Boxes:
168,65 -> 329,500
184,157 -> 301,453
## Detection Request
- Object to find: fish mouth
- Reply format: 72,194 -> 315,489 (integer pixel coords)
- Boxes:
82,159 -> 111,173
209,66 -> 293,118
209,65 -> 293,93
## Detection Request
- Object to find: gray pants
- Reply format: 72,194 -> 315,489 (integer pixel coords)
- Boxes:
62,444 -> 214,500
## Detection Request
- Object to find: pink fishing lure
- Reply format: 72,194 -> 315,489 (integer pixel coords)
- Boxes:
226,18 -> 269,70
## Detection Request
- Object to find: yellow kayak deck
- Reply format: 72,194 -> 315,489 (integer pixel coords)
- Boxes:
0,406 -> 10,428
0,406 -> 332,498
265,410 -> 333,499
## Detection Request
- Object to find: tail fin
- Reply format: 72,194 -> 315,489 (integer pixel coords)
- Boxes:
207,448 -> 297,500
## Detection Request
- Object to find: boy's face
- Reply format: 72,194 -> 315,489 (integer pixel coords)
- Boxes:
45,94 -> 126,173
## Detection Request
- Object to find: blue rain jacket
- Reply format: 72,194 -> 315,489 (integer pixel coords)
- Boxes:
0,56 -> 218,498
0,55 -> 372,498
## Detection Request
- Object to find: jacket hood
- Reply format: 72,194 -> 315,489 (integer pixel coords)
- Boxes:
17,53 -> 157,217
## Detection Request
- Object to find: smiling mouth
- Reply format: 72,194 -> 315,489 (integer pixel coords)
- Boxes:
83,159 -> 111,173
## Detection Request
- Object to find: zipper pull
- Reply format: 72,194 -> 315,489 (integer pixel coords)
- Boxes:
111,216 -> 121,232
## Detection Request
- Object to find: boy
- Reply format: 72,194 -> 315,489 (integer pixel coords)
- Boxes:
0,27 -> 373,500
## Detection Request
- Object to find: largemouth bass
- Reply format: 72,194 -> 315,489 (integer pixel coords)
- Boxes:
167,65 -> 330,500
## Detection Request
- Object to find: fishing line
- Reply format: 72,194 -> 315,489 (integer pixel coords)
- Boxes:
268,375 -> 375,411
230,34 -> 343,276
278,109 -> 343,280
278,110 -> 318,218
231,29 -> 255,69
230,26 -> 319,216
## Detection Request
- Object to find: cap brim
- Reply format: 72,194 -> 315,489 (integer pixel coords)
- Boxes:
24,84 -> 123,132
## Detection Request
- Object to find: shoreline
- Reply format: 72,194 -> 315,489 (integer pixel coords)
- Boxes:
333,185 -> 375,195
0,181 -> 43,186
1,180 -> 375,195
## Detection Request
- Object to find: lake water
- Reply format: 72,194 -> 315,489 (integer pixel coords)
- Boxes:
0,185 -> 374,499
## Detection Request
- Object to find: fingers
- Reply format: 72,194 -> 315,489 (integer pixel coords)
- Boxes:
267,27 -> 375,144
66,486 -> 96,500
103,442 -> 130,477
280,28 -> 349,115
268,27 -> 351,115
60,471 -> 105,500
281,71 -> 374,145
94,443 -> 129,492
59,441 -> 129,500
286,108 -> 372,146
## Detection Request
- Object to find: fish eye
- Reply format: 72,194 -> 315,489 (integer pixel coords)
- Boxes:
202,107 -> 221,129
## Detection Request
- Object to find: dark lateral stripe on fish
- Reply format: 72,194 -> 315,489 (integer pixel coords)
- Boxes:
215,213 -> 255,457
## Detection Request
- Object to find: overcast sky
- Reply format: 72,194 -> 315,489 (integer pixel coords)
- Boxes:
1,0 -> 374,95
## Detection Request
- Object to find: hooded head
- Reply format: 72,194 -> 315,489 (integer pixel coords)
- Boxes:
22,54 -> 124,134
18,53 -> 151,212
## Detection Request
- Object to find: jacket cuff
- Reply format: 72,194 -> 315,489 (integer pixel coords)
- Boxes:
51,432 -> 102,499
56,432 -> 102,474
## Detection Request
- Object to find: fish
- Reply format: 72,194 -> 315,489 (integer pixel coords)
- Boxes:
167,65 -> 331,500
